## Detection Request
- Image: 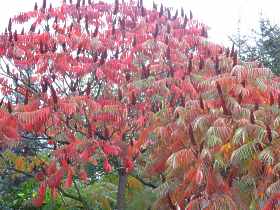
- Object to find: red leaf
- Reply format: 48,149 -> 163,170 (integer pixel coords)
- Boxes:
136,115 -> 145,127
102,144 -> 120,156
195,169 -> 203,185
263,193 -> 280,210
2,125 -> 19,140
46,160 -> 57,176
0,47 -> 4,56
64,167 -> 73,188
32,182 -> 46,207
35,172 -> 45,181
32,196 -> 44,207
79,170 -> 88,182
124,158 -> 133,172
103,158 -> 112,172
60,158 -> 69,170
80,149 -> 90,162
51,187 -> 57,199
47,168 -> 64,188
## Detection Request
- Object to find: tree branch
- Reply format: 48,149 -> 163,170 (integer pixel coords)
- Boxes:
73,179 -> 90,210
131,174 -> 157,189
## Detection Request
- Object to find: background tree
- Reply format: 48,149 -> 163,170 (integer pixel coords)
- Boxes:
228,17 -> 248,60
230,17 -> 280,74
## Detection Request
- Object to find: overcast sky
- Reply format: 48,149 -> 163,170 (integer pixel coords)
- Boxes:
1,0 -> 280,47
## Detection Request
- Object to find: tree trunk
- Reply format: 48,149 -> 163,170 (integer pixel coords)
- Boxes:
116,168 -> 128,210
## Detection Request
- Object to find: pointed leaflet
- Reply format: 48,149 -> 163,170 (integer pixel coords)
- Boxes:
103,158 -> 112,172
32,182 -> 46,207
64,167 -> 73,188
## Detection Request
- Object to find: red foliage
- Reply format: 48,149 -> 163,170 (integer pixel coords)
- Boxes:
103,158 -> 112,173
263,193 -> 280,210
2,0 -> 277,208
79,170 -> 88,182
32,182 -> 46,207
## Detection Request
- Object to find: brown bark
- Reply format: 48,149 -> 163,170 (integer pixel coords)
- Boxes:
116,168 -> 128,210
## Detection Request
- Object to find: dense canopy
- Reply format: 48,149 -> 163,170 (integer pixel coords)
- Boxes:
1,0 -> 280,209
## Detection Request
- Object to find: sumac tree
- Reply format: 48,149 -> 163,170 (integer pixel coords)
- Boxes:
1,0 -> 279,210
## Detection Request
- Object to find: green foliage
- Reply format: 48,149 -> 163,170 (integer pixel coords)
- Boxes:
0,170 -> 156,210
126,188 -> 157,210
231,17 -> 280,74
230,141 -> 259,165
0,178 -> 38,210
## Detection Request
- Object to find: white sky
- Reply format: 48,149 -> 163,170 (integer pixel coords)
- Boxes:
1,0 -> 280,47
